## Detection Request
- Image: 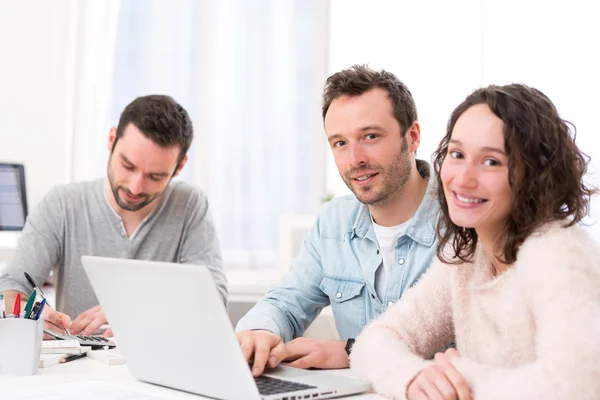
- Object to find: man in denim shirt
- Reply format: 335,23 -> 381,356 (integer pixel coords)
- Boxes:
236,65 -> 438,376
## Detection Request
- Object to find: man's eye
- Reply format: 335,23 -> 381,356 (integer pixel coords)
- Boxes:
123,164 -> 134,170
334,141 -> 346,148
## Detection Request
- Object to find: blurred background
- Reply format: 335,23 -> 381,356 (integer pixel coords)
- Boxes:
1,0 -> 599,273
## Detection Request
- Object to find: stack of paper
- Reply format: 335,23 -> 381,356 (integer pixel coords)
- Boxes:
86,349 -> 126,365
41,339 -> 82,354
39,340 -> 91,368
39,348 -> 91,368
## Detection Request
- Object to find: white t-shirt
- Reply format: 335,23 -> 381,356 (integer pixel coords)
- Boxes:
373,217 -> 412,300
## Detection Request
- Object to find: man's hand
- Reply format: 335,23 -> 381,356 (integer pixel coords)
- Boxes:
284,338 -> 349,370
406,348 -> 472,400
41,306 -> 72,338
237,330 -> 286,377
69,305 -> 108,336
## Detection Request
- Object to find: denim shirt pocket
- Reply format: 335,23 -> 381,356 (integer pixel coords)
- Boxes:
319,276 -> 367,339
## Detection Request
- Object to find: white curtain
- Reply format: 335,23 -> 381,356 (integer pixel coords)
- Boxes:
65,0 -> 121,182
108,0 -> 197,184
92,0 -> 328,268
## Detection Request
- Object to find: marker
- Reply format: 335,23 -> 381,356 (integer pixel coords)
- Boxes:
29,302 -> 40,320
23,289 -> 37,319
0,294 -> 5,318
13,293 -> 21,317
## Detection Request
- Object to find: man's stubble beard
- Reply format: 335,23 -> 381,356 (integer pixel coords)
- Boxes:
343,137 -> 411,207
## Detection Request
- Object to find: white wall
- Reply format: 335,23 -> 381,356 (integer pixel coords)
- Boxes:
326,0 -> 482,196
480,0 -> 600,235
0,1 -> 70,211
327,0 -> 600,239
4,1 -> 600,240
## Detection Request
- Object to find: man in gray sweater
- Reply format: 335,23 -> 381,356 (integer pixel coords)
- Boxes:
0,95 -> 227,337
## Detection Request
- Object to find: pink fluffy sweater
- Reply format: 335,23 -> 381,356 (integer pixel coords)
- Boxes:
350,221 -> 600,399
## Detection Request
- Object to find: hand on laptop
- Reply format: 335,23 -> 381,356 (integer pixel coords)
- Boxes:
237,330 -> 286,377
406,348 -> 472,400
42,306 -> 72,339
284,338 -> 349,370
69,305 -> 108,336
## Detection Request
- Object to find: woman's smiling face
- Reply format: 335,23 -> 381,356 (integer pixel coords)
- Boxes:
441,103 -> 513,238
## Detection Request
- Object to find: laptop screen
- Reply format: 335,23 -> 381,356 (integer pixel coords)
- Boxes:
0,163 -> 28,230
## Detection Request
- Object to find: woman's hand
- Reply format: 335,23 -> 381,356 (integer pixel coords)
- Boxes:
406,349 -> 472,400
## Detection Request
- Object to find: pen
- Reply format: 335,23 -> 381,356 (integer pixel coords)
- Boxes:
60,352 -> 87,363
34,298 -> 47,320
23,289 -> 37,319
23,271 -> 72,335
13,293 -> 21,317
24,272 -> 45,298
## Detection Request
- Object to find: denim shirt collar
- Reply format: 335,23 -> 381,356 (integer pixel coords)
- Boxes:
350,160 -> 437,247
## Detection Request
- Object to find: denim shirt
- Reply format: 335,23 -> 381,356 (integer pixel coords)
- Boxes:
236,162 -> 439,342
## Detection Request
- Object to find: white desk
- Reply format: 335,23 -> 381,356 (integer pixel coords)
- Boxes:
0,358 -> 382,399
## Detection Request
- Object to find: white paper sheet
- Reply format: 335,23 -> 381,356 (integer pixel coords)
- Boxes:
7,381 -> 166,400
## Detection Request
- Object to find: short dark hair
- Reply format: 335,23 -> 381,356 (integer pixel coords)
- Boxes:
433,83 -> 596,264
113,95 -> 193,166
322,65 -> 418,135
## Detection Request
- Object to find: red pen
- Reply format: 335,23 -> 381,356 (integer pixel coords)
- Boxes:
13,293 -> 21,317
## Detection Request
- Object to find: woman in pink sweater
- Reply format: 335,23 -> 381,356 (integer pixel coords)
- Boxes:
350,84 -> 600,400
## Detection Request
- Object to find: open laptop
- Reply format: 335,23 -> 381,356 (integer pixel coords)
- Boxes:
81,256 -> 371,400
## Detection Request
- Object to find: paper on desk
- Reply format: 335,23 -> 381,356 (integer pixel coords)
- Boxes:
39,353 -> 69,368
86,348 -> 126,365
41,340 -> 86,355
39,347 -> 91,368
42,339 -> 80,348
6,381 -> 167,400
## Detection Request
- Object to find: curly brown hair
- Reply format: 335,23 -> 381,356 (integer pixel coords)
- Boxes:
433,83 -> 595,264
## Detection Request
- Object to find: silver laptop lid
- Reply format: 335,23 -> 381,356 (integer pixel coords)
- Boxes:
81,256 -> 261,400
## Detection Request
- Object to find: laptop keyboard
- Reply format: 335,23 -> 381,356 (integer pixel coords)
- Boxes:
255,375 -> 317,396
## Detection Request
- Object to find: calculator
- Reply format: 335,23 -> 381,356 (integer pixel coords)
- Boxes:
44,329 -> 117,349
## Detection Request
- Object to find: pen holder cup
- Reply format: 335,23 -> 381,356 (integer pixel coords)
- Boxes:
0,316 -> 44,375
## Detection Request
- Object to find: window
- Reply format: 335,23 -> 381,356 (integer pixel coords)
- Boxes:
108,0 -> 329,269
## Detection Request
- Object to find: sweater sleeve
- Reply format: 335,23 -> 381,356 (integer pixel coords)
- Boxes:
453,226 -> 600,400
179,189 -> 228,305
0,186 -> 64,297
350,258 -> 455,399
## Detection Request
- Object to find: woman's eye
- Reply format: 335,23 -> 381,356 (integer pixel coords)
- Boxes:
449,150 -> 463,159
483,159 -> 499,166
